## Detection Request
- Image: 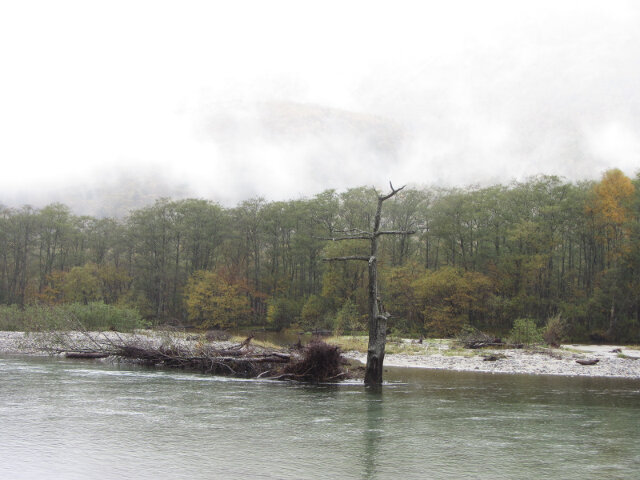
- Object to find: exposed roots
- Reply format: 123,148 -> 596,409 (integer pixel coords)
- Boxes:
279,340 -> 346,383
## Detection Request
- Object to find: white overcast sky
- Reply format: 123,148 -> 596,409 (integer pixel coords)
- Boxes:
1,0 -> 639,206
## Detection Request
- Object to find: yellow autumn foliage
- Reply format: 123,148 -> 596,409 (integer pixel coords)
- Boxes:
586,169 -> 635,260
184,270 -> 251,328
588,168 -> 634,229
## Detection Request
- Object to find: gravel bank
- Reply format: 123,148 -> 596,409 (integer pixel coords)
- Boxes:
344,344 -> 640,379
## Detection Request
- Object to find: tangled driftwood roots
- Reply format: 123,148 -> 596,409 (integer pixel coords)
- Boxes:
54,332 -> 349,383
279,341 -> 347,382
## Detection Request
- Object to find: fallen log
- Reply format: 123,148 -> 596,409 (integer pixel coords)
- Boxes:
65,351 -> 110,359
210,355 -> 290,363
576,358 -> 599,366
482,353 -> 507,361
205,349 -> 291,360
467,342 -> 506,349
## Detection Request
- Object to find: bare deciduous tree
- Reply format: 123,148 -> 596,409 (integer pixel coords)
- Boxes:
324,183 -> 414,386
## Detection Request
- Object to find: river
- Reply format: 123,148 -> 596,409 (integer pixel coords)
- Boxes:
1,355 -> 639,479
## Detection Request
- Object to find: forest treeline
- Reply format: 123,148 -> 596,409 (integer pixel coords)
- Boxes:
1,169 -> 639,342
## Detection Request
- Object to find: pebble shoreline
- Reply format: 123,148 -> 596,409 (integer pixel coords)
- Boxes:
346,343 -> 640,379
2,331 -> 640,379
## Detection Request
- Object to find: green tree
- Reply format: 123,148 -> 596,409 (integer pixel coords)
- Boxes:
380,261 -> 423,334
412,267 -> 494,336
266,297 -> 300,331
62,264 -> 102,304
300,294 -> 328,330
127,199 -> 181,318
333,299 -> 363,334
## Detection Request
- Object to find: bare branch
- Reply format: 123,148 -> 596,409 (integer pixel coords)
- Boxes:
375,229 -> 416,237
379,183 -> 406,202
323,256 -> 371,262
317,234 -> 372,241
332,228 -> 372,235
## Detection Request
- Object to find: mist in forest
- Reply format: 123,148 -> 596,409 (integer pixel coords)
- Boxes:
1,1 -> 639,211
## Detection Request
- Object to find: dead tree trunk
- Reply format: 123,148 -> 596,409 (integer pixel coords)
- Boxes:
324,182 -> 414,386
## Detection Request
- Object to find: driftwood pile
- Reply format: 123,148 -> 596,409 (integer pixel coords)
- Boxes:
54,332 -> 348,383
458,329 -> 508,349
113,342 -> 293,377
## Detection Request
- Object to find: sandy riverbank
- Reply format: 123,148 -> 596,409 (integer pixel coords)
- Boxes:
2,331 -> 640,379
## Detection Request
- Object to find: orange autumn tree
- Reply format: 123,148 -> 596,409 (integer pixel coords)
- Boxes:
36,270 -> 68,305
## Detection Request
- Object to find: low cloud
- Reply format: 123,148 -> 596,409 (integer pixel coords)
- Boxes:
1,1 -> 639,210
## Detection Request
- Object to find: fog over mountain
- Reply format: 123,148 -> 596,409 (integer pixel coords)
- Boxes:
1,1 -> 639,211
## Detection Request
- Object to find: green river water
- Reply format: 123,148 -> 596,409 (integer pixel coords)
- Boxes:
1,355 -> 639,479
